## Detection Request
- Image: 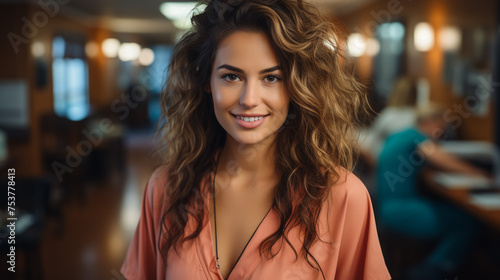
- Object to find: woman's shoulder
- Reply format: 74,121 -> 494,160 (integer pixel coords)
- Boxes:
326,167 -> 373,213
144,165 -> 170,213
147,165 -> 170,188
320,167 -> 380,244
144,166 -> 210,214
329,167 -> 368,197
321,168 -> 391,280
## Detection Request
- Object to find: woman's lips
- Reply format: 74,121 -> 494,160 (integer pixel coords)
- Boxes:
231,113 -> 269,129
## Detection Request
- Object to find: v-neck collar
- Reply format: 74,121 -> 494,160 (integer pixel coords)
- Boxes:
204,199 -> 273,280
196,152 -> 277,280
231,207 -> 273,279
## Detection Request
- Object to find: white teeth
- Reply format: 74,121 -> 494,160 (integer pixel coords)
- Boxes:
236,116 -> 264,122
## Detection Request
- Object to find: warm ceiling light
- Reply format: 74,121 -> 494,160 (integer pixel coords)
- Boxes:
32,41 -> 45,57
85,41 -> 99,58
118,43 -> 141,61
102,38 -> 120,58
365,38 -> 380,56
159,2 -> 203,29
439,26 -> 462,52
414,22 -> 434,52
138,48 -> 155,66
347,33 -> 366,57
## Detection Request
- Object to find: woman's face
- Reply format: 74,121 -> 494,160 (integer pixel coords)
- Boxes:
210,31 -> 289,146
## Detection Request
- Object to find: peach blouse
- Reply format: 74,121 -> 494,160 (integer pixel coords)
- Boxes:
120,166 -> 391,280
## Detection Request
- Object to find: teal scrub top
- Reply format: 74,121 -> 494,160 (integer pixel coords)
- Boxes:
376,128 -> 429,202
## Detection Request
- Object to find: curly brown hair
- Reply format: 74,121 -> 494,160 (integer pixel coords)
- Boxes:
155,0 -> 368,277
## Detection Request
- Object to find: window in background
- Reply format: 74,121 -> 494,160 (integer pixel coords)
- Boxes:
52,35 -> 90,121
146,45 -> 173,124
147,45 -> 173,94
373,21 -> 406,103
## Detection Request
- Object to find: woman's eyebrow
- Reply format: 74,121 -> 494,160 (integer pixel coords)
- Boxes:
259,66 -> 281,74
216,64 -> 281,74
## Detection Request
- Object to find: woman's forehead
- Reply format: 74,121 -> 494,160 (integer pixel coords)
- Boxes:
213,31 -> 280,72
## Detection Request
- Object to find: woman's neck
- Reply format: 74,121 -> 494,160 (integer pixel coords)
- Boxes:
217,135 -> 278,188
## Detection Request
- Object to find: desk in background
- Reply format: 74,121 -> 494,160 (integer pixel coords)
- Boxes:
423,170 -> 500,232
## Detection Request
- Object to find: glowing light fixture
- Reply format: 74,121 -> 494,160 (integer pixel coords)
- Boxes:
118,42 -> 141,61
159,2 -> 203,29
439,26 -> 462,52
85,41 -> 98,58
102,38 -> 120,58
365,38 -> 380,56
347,33 -> 366,57
32,41 -> 45,57
414,22 -> 434,52
138,48 -> 155,66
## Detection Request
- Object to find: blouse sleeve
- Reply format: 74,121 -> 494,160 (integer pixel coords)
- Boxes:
332,172 -> 391,280
120,167 -> 167,280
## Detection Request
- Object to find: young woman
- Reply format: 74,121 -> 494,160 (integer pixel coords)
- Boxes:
121,1 -> 390,279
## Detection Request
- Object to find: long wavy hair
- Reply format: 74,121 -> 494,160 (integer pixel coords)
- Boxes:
156,0 -> 368,277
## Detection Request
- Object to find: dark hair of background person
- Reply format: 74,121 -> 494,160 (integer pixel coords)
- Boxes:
387,76 -> 418,107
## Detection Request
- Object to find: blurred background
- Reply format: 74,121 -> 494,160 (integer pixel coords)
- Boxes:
0,0 -> 498,279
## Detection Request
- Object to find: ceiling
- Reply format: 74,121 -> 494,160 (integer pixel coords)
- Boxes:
55,0 -> 372,19
1,0 -> 373,43
60,0 -> 372,18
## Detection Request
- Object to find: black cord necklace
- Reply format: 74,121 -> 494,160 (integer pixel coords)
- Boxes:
212,153 -> 220,270
211,149 -> 274,274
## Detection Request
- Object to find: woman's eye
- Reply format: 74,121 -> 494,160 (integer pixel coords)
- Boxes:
221,74 -> 240,82
264,75 -> 281,83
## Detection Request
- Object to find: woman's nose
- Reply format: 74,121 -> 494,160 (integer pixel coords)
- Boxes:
239,79 -> 260,108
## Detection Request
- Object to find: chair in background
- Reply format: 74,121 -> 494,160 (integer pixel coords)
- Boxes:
83,106 -> 126,185
39,112 -> 90,204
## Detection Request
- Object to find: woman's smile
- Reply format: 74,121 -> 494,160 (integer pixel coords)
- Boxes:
231,113 -> 270,129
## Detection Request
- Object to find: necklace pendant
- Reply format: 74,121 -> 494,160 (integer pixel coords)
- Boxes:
216,258 -> 220,269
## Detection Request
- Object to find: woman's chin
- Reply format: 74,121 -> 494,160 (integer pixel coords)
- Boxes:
231,133 -> 266,146
235,138 -> 263,146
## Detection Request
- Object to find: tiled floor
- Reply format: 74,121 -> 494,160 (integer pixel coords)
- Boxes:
39,131 -> 161,280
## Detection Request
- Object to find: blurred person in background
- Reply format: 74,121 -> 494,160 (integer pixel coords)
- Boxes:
359,76 -> 417,169
376,103 -> 489,280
